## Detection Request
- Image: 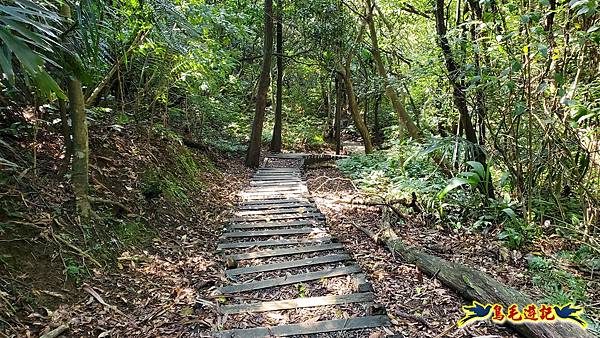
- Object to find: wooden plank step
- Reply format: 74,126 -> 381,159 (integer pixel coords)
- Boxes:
244,186 -> 307,193
220,292 -> 374,314
217,237 -> 332,250
254,173 -> 301,176
218,265 -> 361,294
237,202 -> 315,210
214,315 -> 389,338
240,193 -> 307,201
251,177 -> 302,181
252,175 -> 302,179
214,315 -> 388,337
255,169 -> 300,172
238,198 -> 310,206
222,227 -> 325,239
231,212 -> 324,222
250,181 -> 303,186
240,191 -> 306,196
228,219 -> 322,230
235,207 -> 319,216
226,254 -> 351,276
225,242 -> 344,261
266,153 -> 307,159
257,167 -> 301,170
251,176 -> 302,180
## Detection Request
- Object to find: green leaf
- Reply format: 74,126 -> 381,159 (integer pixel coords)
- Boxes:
466,161 -> 485,179
0,47 -> 14,83
438,177 -> 472,200
462,172 -> 482,185
502,207 -> 517,221
33,69 -> 66,99
0,27 -> 43,71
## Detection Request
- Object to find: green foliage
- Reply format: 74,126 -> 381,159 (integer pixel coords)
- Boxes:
141,169 -> 188,202
140,144 -> 212,203
63,258 -> 85,283
115,220 -> 151,246
295,283 -> 307,298
528,256 -> 588,305
0,1 -> 65,98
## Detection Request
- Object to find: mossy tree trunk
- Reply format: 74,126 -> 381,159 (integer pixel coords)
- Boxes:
360,223 -> 593,338
246,0 -> 274,167
61,3 -> 91,220
339,62 -> 373,154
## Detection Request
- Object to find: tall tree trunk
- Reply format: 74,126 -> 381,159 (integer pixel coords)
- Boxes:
339,62 -> 373,153
335,75 -> 342,155
435,0 -> 495,198
373,93 -> 382,144
61,3 -> 91,219
364,0 -> 421,140
336,23 -> 373,153
269,0 -> 283,153
246,0 -> 274,167
59,98 -> 72,167
68,79 -> 91,220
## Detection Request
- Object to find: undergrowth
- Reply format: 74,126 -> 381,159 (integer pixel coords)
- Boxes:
337,137 -> 599,312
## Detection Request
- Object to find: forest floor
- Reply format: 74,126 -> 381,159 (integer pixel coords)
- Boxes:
0,114 -> 253,337
1,116 -> 597,337
305,165 -> 520,338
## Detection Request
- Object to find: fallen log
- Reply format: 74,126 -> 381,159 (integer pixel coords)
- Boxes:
355,223 -> 594,338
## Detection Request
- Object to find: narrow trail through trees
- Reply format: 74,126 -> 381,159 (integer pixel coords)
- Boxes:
214,154 -> 390,337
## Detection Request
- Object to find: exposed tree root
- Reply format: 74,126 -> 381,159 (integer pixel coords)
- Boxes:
39,324 -> 68,338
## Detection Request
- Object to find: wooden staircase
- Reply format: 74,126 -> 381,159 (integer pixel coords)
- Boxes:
213,157 -> 390,337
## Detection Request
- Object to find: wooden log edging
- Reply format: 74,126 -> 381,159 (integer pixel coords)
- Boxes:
357,225 -> 594,338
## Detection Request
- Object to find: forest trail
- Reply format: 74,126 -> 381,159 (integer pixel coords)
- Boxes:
213,154 -> 390,337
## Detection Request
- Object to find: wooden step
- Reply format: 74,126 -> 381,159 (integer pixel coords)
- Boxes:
218,265 -> 361,294
252,176 -> 302,180
237,202 -> 315,210
250,181 -> 303,186
213,315 -> 389,337
221,227 -> 326,239
225,242 -> 344,261
217,237 -> 332,250
257,169 -> 301,172
238,198 -> 310,206
228,219 -> 322,230
231,212 -> 324,222
244,186 -> 307,193
226,254 -> 351,276
240,193 -> 308,201
235,207 -> 319,216
220,292 -> 374,314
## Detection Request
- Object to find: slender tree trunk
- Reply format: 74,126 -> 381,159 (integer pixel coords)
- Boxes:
59,98 -> 72,166
373,93 -> 382,144
435,0 -> 495,198
322,79 -> 332,135
335,75 -> 342,155
339,63 -> 373,153
364,0 -> 421,140
270,0 -> 283,153
61,3 -> 90,219
363,96 -> 368,127
68,79 -> 91,219
246,0 -> 274,167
